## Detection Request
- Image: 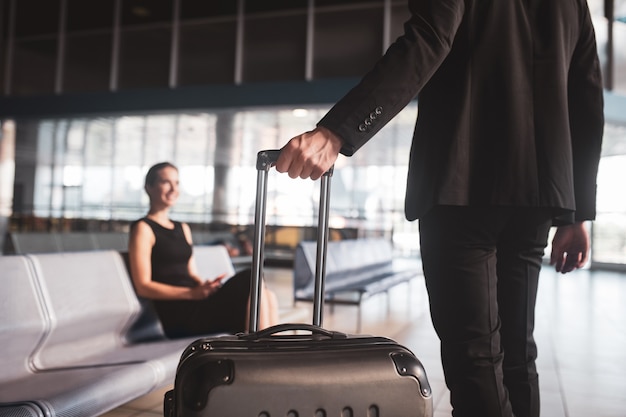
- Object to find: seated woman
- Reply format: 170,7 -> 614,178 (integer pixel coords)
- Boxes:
128,162 -> 279,338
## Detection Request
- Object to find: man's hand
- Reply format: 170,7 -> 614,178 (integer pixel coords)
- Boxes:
276,126 -> 343,180
550,222 -> 590,274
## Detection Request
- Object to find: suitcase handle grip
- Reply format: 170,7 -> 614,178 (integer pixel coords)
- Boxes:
240,323 -> 348,340
256,149 -> 281,170
256,149 -> 334,176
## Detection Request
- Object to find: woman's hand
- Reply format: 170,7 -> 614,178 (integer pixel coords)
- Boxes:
189,274 -> 226,299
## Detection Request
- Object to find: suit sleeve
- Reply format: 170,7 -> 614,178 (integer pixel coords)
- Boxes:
567,3 -> 604,222
317,0 -> 465,156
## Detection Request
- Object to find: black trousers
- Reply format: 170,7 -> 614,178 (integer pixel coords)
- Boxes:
155,269 -> 252,338
419,206 -> 552,417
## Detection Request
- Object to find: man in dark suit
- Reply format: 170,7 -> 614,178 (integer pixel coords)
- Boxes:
276,1 -> 604,416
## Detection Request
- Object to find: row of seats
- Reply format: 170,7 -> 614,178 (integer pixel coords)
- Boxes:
7,231 -> 130,254
293,238 -> 422,332
7,231 -> 238,255
6,230 -> 255,275
0,245 -> 238,417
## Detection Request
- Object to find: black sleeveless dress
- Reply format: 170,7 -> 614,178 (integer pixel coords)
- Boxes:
133,217 -> 251,338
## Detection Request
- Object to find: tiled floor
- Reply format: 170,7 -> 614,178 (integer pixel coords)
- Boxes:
102,265 -> 626,417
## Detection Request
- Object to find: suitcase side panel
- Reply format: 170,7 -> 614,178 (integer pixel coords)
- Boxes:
173,342 -> 432,417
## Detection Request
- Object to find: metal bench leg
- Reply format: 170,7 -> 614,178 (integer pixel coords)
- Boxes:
356,303 -> 362,333
386,290 -> 391,316
356,292 -> 366,333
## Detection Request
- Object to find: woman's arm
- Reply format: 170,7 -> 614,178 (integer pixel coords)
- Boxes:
128,221 -> 211,300
181,223 -> 227,287
181,222 -> 205,285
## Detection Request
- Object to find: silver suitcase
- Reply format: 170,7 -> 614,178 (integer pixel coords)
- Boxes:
164,150 -> 433,417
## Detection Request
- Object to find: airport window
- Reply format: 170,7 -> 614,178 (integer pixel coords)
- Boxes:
593,123 -> 626,265
110,117 -> 145,219
176,165 -> 215,223
589,0 -> 626,94
174,114 -> 216,165
18,96 -> 626,265
173,115 -> 217,222
114,117 -> 144,169
60,120 -> 86,218
594,156 -> 626,264
613,0 -> 626,95
23,104 -> 417,247
147,115 -> 177,159
82,120 -> 115,219
37,120 -> 69,219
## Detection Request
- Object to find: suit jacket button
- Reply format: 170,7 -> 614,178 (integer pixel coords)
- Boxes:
364,119 -> 372,126
369,112 -> 377,120
358,124 -> 367,132
375,106 -> 383,115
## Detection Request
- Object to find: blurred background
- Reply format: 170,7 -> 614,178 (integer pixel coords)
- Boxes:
0,0 -> 624,267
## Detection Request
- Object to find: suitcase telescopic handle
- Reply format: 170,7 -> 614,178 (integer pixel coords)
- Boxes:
249,149 -> 334,332
255,149 -> 282,170
240,323 -> 348,340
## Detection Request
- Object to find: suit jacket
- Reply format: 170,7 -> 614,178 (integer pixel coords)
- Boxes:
318,0 -> 604,224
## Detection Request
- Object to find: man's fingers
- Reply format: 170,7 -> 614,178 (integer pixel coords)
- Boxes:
562,254 -> 578,273
276,128 -> 341,180
276,138 -> 308,179
555,251 -> 584,274
275,145 -> 295,175
554,253 -> 564,273
550,247 -> 559,266
578,247 -> 589,266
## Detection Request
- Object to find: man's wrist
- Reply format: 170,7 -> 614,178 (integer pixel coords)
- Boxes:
316,126 -> 343,149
